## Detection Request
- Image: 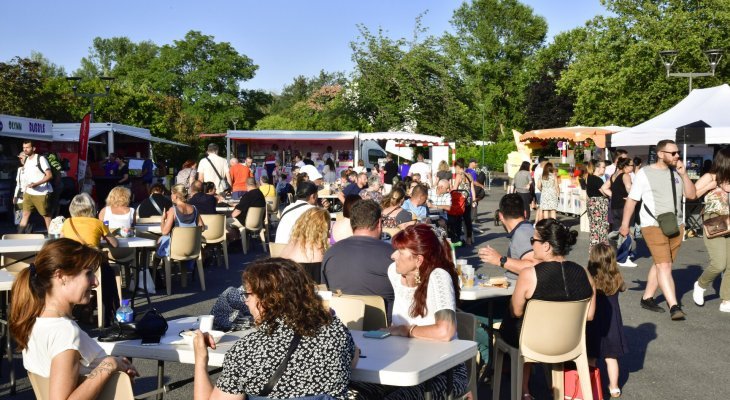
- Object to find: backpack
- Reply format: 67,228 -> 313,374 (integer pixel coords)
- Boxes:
36,155 -> 62,191
448,190 -> 467,216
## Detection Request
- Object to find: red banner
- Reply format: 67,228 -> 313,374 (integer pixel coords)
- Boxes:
77,113 -> 91,183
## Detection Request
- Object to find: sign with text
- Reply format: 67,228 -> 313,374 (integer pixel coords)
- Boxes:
0,114 -> 53,139
77,113 -> 91,183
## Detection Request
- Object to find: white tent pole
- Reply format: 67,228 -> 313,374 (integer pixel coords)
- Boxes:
682,142 -> 687,240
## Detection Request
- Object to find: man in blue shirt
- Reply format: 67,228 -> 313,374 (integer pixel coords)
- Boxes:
102,153 -> 119,176
401,184 -> 429,221
141,157 -> 155,192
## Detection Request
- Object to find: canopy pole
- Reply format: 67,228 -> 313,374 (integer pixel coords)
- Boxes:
682,142 -> 687,240
227,135 -> 231,161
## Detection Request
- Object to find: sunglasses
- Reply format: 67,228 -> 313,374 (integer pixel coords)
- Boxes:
530,237 -> 547,245
242,291 -> 252,300
659,150 -> 681,157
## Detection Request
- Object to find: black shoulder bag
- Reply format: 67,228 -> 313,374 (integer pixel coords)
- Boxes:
643,168 -> 680,237
206,157 -> 231,192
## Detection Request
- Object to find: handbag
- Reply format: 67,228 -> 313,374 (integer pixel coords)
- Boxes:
564,365 -> 604,400
644,168 -> 679,237
206,157 -> 231,193
702,186 -> 730,238
135,308 -> 168,342
156,235 -> 171,257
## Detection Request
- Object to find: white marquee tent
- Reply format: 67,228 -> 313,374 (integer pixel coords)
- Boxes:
610,84 -> 730,147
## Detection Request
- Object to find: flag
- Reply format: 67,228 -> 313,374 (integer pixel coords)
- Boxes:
77,113 -> 91,183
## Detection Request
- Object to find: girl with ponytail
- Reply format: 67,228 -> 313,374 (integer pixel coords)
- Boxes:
10,238 -> 137,398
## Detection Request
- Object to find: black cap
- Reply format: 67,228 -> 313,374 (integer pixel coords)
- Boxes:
296,181 -> 318,199
469,158 -> 478,163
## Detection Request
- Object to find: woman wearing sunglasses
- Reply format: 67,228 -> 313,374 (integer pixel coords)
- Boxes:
498,218 -> 596,400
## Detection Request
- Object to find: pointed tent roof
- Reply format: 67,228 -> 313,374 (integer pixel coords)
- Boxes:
610,84 -> 730,146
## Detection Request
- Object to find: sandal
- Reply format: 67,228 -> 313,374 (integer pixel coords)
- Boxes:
609,387 -> 622,398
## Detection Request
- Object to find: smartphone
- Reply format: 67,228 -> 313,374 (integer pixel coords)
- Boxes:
363,330 -> 391,339
141,336 -> 161,346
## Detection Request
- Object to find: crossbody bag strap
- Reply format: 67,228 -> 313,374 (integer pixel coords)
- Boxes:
259,334 -> 302,396
149,196 -> 164,216
206,157 -> 224,181
279,202 -> 307,220
69,218 -> 89,246
670,168 -> 677,214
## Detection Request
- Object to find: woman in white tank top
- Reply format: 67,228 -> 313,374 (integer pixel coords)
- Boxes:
98,186 -> 135,229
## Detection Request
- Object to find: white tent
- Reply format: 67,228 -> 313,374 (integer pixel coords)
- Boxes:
610,84 -> 730,147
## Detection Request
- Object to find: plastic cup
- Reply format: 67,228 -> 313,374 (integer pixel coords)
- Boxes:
463,265 -> 475,288
318,290 -> 333,310
198,315 -> 214,332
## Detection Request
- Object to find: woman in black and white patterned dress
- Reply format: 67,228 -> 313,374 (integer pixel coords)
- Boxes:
193,258 -> 356,400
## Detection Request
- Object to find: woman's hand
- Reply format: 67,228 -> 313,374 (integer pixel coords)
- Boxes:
113,356 -> 139,378
193,330 -> 216,364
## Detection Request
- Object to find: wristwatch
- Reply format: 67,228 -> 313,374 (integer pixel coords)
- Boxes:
499,256 -> 508,268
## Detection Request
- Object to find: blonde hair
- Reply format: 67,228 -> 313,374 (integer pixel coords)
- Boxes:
290,208 -> 331,258
106,186 -> 131,207
69,192 -> 97,217
438,160 -> 450,172
170,183 -> 189,202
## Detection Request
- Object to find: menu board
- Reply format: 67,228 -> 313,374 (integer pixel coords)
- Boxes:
647,145 -> 657,165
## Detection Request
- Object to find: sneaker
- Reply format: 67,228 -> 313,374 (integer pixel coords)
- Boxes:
670,305 -> 686,320
720,301 -> 730,313
640,297 -> 666,313
693,281 -> 706,306
618,257 -> 638,268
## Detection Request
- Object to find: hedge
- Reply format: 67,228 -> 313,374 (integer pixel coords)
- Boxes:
455,142 -> 516,172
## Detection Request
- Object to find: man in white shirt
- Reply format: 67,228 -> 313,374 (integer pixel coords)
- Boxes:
605,148 -> 628,180
197,143 -> 230,195
322,146 -> 335,162
408,154 -> 432,185
428,179 -> 452,224
274,181 -> 319,244
18,141 -> 53,232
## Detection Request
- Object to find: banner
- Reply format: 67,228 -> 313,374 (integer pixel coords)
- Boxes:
77,113 -> 91,183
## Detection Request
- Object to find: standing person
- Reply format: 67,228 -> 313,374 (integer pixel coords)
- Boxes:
176,160 -> 197,191
102,153 -> 119,177
198,143 -> 230,195
115,155 -> 130,188
435,160 -> 452,186
228,158 -> 252,200
141,156 -> 155,193
586,243 -> 629,399
605,158 -> 638,267
10,239 -> 138,397
399,159 -> 411,180
619,139 -> 696,320
605,149 -> 629,181
587,160 -> 611,252
513,161 -> 532,221
264,144 -> 279,179
691,147 -> 730,312
383,153 -> 399,193
409,153 -> 432,184
322,145 -> 335,162
13,152 -> 28,227
532,158 -> 546,217
18,140 -> 53,233
302,151 -> 315,166
323,158 -> 338,184
452,158 -> 476,245
537,162 -> 559,221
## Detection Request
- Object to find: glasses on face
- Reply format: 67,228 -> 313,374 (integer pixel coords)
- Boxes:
242,291 -> 252,300
530,237 -> 547,245
660,150 -> 681,157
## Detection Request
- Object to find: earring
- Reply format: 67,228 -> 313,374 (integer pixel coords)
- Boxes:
415,270 -> 421,285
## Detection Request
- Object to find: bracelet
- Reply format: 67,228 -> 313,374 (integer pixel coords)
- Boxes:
408,324 -> 417,337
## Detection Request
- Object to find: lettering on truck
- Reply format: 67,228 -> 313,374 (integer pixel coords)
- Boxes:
9,121 -> 22,131
29,122 -> 46,133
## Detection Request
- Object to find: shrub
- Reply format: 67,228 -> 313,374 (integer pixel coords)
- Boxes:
455,141 -> 516,172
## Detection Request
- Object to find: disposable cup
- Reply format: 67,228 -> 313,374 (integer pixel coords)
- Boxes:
198,315 -> 214,332
318,290 -> 333,310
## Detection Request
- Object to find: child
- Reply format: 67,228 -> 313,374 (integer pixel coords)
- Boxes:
586,243 -> 629,398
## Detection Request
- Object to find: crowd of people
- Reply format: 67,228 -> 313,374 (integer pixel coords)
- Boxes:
8,139 -> 730,400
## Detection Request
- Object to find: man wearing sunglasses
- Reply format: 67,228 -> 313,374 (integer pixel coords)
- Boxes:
619,139 -> 696,320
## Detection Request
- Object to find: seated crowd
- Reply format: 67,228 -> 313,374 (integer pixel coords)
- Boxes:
8,151 -> 608,400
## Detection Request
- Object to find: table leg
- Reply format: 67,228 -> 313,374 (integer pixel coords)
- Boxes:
130,248 -> 153,310
424,379 -> 433,400
487,300 -> 495,373
446,368 -> 454,400
157,360 -> 165,400
1,291 -> 15,395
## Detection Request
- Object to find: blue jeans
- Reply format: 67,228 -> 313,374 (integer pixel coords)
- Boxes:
231,191 -> 247,200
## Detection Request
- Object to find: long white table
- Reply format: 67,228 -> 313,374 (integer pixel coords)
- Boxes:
459,278 -> 515,301
0,237 -> 157,253
0,270 -> 14,292
98,317 -> 477,390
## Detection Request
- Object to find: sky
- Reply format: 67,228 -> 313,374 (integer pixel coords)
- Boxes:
0,1 -> 608,93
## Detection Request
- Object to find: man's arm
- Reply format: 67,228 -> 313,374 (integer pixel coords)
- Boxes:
478,246 -> 537,276
675,162 -> 697,200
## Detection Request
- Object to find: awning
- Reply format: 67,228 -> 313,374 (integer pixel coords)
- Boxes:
520,126 -> 627,148
361,132 -> 448,144
149,136 -> 189,147
0,114 -> 53,141
227,130 -> 358,141
53,122 -> 152,142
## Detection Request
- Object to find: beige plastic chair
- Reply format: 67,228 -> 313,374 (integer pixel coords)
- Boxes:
28,371 -> 135,400
1,233 -> 45,273
201,214 -> 229,269
287,192 -> 294,205
338,294 -> 388,331
492,298 -> 592,400
104,247 -> 135,304
152,226 -> 206,296
268,242 -> 287,258
329,296 -> 365,330
239,206 -> 267,254
265,196 -> 280,220
455,312 -> 478,400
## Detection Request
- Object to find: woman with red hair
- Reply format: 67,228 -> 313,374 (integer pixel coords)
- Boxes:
353,223 -> 467,399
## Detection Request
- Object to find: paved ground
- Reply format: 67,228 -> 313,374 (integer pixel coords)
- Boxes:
1,186 -> 728,399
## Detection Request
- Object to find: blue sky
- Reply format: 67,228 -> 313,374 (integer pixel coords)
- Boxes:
1,1 -> 607,93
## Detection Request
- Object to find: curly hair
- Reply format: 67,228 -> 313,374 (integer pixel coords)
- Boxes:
381,187 -> 406,208
290,208 -> 331,258
243,258 -> 332,336
106,186 -> 132,207
587,243 -> 625,296
391,224 -> 460,318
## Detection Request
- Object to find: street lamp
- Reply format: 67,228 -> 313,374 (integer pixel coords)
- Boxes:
65,76 -> 115,122
659,49 -> 723,93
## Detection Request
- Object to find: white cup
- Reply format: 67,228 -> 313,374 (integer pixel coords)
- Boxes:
198,315 -> 214,333
456,259 -> 468,266
318,290 -> 333,310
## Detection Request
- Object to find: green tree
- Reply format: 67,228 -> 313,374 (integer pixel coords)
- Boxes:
558,0 -> 730,126
445,0 -> 548,141
0,56 -> 74,121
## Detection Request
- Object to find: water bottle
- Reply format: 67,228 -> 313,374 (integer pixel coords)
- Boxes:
115,299 -> 134,324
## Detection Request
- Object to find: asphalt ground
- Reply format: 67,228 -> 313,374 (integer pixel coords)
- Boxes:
1,186 -> 728,399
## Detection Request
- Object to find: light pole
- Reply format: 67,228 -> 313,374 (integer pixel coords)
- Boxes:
659,49 -> 723,94
479,103 -> 486,166
231,118 -> 239,131
65,76 -> 115,122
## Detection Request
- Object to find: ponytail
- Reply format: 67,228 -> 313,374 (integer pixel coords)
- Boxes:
10,266 -> 46,351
